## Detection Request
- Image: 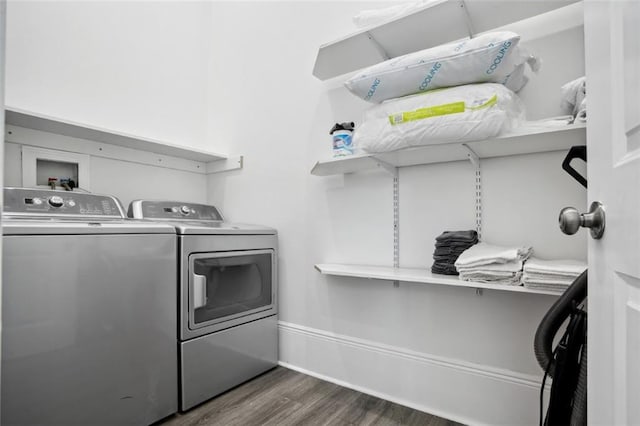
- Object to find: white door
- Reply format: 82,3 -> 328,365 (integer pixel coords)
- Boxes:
584,1 -> 640,425
0,0 -> 6,412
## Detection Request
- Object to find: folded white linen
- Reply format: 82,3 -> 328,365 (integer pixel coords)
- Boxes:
457,260 -> 524,274
459,271 -> 523,286
524,271 -> 581,280
523,277 -> 574,286
524,279 -> 570,287
525,279 -> 570,285
455,242 -> 532,269
523,257 -> 587,276
576,97 -> 587,122
461,278 -> 523,286
459,271 -> 516,281
523,283 -> 566,292
527,285 -> 569,291
560,76 -> 586,116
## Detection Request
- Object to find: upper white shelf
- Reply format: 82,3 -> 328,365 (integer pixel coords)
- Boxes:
315,263 -> 562,296
311,122 -> 586,176
313,0 -> 579,80
5,107 -> 227,163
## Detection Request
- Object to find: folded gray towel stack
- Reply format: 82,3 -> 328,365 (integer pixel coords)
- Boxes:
431,230 -> 479,275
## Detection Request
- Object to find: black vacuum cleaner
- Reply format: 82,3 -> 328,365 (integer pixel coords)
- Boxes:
534,145 -> 588,426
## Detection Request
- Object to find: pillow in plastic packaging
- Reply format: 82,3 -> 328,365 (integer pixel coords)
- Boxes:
345,31 -> 539,103
354,83 -> 525,154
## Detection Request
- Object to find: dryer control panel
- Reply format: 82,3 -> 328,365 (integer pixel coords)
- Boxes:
128,200 -> 223,221
3,188 -> 125,218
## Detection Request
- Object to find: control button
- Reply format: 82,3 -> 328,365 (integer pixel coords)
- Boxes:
48,196 -> 64,208
68,200 -> 76,207
180,206 -> 191,215
33,198 -> 43,205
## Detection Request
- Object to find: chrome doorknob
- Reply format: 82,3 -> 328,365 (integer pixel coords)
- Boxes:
559,207 -> 581,235
559,201 -> 605,239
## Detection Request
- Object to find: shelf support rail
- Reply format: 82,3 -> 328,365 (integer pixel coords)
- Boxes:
393,171 -> 400,288
462,144 -> 482,240
372,157 -> 401,288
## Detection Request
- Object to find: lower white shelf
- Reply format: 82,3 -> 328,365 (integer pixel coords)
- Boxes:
315,263 -> 563,296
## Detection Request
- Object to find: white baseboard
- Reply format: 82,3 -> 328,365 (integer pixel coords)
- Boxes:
277,361 -> 480,426
279,321 -> 547,426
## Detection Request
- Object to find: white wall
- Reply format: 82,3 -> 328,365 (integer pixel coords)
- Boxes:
3,0 -> 212,207
206,2 -> 587,425
4,141 -> 207,208
5,0 -> 213,152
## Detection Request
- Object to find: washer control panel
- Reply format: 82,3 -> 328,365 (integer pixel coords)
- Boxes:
3,188 -> 124,217
130,201 -> 223,221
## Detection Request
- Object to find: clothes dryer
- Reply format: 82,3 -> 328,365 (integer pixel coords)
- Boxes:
128,200 -> 278,411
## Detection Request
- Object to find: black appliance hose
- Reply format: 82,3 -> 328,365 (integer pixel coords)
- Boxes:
533,270 -> 587,377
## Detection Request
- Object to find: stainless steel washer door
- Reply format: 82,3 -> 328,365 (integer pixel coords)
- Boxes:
1,233 -> 178,425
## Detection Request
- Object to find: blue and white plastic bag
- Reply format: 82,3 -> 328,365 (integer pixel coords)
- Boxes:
345,31 -> 540,103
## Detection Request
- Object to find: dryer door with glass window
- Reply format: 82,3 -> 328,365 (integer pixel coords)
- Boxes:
188,249 -> 275,330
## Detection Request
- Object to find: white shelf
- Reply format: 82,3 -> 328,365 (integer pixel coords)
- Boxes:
315,263 -> 562,296
313,0 -> 579,80
5,107 -> 228,163
311,122 -> 586,176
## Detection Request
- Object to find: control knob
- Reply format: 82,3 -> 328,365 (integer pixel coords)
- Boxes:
48,196 -> 64,208
180,205 -> 191,215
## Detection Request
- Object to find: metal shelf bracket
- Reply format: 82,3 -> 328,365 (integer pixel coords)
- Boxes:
462,143 -> 480,166
365,31 -> 391,61
459,0 -> 477,38
372,158 -> 398,177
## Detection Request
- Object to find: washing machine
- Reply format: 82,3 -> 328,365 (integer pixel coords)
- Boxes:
128,200 -> 278,411
2,188 -> 178,425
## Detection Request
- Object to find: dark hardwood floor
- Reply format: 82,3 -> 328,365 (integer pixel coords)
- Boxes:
160,367 -> 464,426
